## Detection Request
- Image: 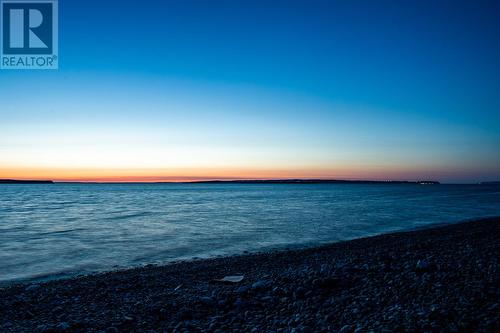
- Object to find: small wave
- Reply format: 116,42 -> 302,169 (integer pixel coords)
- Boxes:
38,228 -> 87,236
103,211 -> 151,221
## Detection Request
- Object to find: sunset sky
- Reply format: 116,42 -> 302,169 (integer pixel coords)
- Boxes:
1,0 -> 499,183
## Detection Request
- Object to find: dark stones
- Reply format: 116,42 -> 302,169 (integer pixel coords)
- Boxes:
294,286 -> 306,299
51,306 -> 64,315
415,259 -> 430,271
176,307 -> 193,321
55,322 -> 70,332
235,285 -> 250,294
260,295 -> 274,302
234,298 -> 247,307
25,284 -> 40,292
312,277 -> 341,290
339,324 -> 352,333
200,296 -> 215,306
251,280 -> 271,291
0,218 -> 498,333
35,325 -> 55,333
105,327 -> 119,333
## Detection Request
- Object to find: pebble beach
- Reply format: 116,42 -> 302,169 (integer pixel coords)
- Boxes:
1,217 -> 498,332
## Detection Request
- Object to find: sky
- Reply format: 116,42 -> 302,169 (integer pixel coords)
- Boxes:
1,0 -> 499,183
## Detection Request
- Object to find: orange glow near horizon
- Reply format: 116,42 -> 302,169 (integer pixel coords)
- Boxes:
0,165 -> 473,183
0,167 -> 339,182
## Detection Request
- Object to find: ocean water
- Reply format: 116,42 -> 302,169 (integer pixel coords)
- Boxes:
1,183 -> 499,284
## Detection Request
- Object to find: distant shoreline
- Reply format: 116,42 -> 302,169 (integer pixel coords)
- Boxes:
0,178 -> 441,185
0,179 -> 54,184
190,179 -> 440,185
3,178 -> 499,185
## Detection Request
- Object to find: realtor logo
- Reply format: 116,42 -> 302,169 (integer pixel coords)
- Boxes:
1,0 -> 58,69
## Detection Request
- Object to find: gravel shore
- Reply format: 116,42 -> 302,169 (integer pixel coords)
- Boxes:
1,217 -> 499,333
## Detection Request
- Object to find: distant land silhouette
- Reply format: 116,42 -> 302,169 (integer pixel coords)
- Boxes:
191,179 -> 440,185
0,179 -> 54,184
0,178 -> 444,185
480,181 -> 500,185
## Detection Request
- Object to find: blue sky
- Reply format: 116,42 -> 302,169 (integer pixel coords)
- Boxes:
1,0 -> 499,182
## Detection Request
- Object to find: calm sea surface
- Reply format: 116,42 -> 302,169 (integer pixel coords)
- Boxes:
1,183 -> 499,284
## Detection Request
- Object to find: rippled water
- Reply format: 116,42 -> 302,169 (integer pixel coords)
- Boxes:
1,183 -> 499,284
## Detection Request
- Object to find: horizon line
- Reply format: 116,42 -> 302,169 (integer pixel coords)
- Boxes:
4,178 -> 498,185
